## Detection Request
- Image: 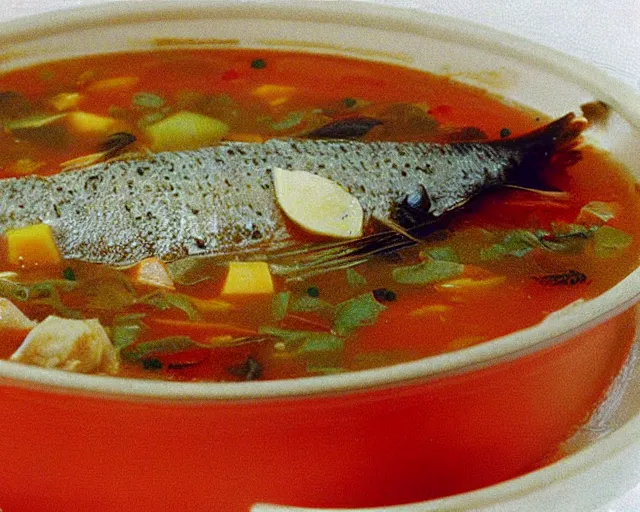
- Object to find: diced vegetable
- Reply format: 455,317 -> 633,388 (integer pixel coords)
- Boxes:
10,316 -> 118,374
434,276 -> 506,292
0,298 -> 36,330
131,257 -> 175,290
146,111 -> 229,151
132,92 -> 165,109
392,259 -> 464,285
49,92 -> 83,111
273,167 -> 364,239
252,84 -> 296,107
333,293 -> 386,336
86,76 -> 139,92
221,261 -> 274,296
6,223 -> 61,267
66,112 -> 119,136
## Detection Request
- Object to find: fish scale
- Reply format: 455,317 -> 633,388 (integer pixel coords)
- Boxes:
0,114 -> 584,266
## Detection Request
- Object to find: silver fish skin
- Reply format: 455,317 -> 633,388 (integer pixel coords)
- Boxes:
0,113 -> 585,266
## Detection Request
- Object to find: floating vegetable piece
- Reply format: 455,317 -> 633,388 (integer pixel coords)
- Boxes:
434,276 -> 506,292
146,110 -> 229,151
111,315 -> 146,352
290,295 -> 333,313
0,298 -> 36,330
221,261 -> 274,296
145,318 -> 257,339
259,326 -> 343,353
392,258 -> 464,285
49,92 -> 83,111
252,84 -> 296,107
424,246 -> 459,263
577,201 -> 617,226
132,92 -> 165,109
268,111 -> 304,132
273,167 -> 364,239
594,226 -> 633,258
272,291 -> 290,321
121,336 -> 198,363
480,230 -> 540,261
6,223 -> 61,267
10,316 -> 118,374
131,257 -> 175,290
86,76 -> 139,92
333,293 -> 386,336
3,113 -> 66,131
139,292 -> 202,321
346,268 -> 367,287
66,112 -> 119,136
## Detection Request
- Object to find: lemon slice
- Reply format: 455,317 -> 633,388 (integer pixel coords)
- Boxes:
273,167 -> 364,239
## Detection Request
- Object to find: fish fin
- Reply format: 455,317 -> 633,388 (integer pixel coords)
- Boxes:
266,230 -> 415,280
372,216 -> 423,243
500,112 -> 588,191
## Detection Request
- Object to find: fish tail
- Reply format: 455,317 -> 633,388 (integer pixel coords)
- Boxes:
500,112 -> 588,190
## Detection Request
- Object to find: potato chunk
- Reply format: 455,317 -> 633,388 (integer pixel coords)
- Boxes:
6,223 -> 62,267
221,261 -> 274,296
131,257 -> 175,289
0,298 -> 36,330
146,111 -> 229,151
10,316 -> 119,375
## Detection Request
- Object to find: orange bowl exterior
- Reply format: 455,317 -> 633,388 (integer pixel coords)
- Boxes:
0,307 -> 635,512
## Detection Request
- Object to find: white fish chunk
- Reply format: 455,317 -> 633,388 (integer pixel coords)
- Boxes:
10,316 -> 119,374
0,298 -> 36,330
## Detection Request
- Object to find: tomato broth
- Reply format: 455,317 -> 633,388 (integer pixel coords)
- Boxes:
0,49 -> 638,382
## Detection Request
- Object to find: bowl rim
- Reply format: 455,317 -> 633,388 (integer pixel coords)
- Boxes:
0,0 -> 638,401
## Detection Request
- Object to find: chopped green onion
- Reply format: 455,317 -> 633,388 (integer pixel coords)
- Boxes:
272,291 -> 290,322
346,268 -> 367,287
138,292 -> 202,321
290,295 -> 333,313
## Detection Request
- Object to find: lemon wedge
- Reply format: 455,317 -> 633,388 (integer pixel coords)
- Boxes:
273,167 -> 364,239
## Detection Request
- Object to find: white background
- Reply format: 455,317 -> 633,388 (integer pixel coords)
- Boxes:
1,1 -> 639,510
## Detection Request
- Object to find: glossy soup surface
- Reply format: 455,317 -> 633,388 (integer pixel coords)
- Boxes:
0,49 -> 638,381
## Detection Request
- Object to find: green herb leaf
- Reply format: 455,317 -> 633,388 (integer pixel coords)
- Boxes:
481,230 -> 540,261
346,268 -> 367,287
392,259 -> 464,285
577,201 -> 616,225
301,333 -> 344,352
290,295 -> 333,313
138,292 -> 202,321
333,293 -> 386,336
112,323 -> 144,351
268,111 -> 304,131
0,279 -> 80,318
132,92 -> 165,109
424,246 -> 459,263
594,226 -> 633,258
272,291 -> 290,322
121,336 -> 198,362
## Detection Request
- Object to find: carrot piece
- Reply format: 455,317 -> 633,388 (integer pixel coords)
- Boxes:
6,223 -> 61,267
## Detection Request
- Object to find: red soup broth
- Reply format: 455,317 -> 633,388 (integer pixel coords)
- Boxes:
0,48 -> 637,511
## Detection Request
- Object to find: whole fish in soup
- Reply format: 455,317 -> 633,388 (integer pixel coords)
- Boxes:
0,49 -> 637,383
